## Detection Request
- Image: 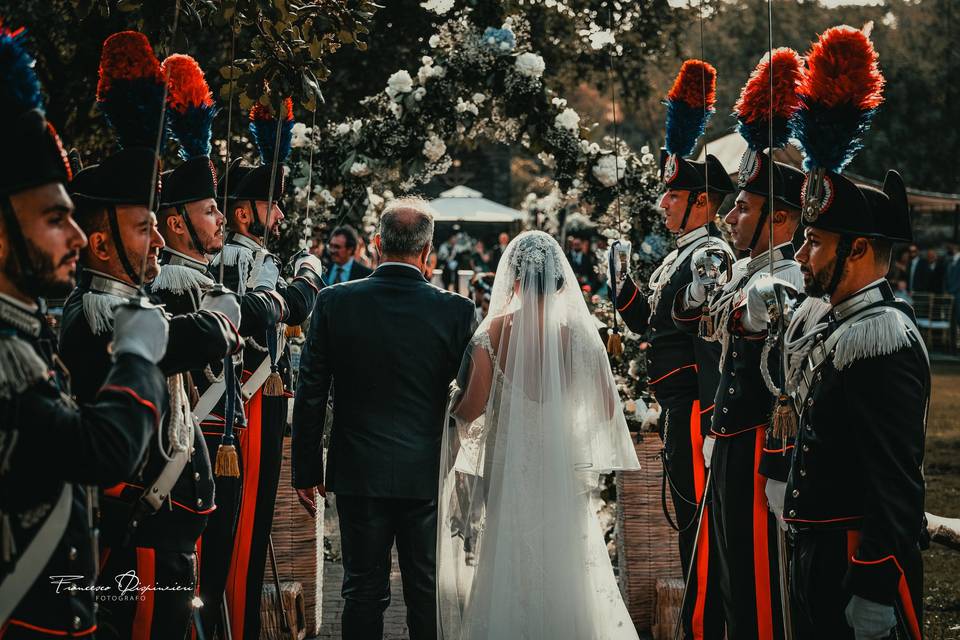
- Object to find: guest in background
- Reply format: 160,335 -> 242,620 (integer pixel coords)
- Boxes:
566,235 -> 599,292
328,224 -> 373,284
912,247 -> 946,293
888,247 -> 911,286
894,279 -> 914,305
947,243 -> 960,353
438,233 -> 462,292
907,243 -> 920,291
489,231 -> 511,271
471,239 -> 491,273
354,231 -> 375,269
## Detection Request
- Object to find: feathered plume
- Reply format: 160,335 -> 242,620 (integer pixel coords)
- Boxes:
249,97 -> 294,165
162,54 -> 216,160
664,59 -> 716,158
734,48 -> 804,151
96,31 -> 167,150
0,23 -> 42,121
791,25 -> 885,172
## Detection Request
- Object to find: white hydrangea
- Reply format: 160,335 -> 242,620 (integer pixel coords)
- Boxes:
515,52 -> 545,79
554,107 -> 580,132
385,70 -> 414,98
422,134 -> 446,162
592,154 -> 624,188
290,122 -> 310,148
318,189 -> 336,205
472,93 -> 487,104
336,122 -> 351,136
413,87 -> 427,102
641,152 -> 655,166
388,101 -> 403,118
352,119 -> 363,134
421,0 -> 454,15
641,145 -> 650,155
551,97 -> 567,109
537,151 -> 555,168
587,29 -> 616,51
429,34 -> 441,48
349,162 -> 371,177
455,98 -> 479,116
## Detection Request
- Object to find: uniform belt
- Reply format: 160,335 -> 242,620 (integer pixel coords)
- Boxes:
0,483 -> 72,623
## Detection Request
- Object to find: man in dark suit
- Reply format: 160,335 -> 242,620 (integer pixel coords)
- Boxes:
292,198 -> 477,640
327,224 -> 373,283
912,247 -> 946,293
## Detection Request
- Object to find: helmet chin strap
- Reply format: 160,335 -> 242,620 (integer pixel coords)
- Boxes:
247,199 -> 266,240
747,197 -> 770,253
679,189 -> 704,234
176,203 -> 207,256
106,203 -> 142,285
825,235 -> 852,297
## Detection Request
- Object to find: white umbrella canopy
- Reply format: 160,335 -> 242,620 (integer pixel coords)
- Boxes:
430,185 -> 525,223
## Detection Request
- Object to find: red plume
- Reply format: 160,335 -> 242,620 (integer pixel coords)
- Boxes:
250,96 -> 294,123
161,54 -> 213,113
734,48 -> 803,124
96,31 -> 162,101
799,25 -> 884,110
667,59 -> 717,110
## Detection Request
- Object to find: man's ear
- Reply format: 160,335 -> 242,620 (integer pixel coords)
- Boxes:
87,230 -> 112,262
166,213 -> 184,236
848,237 -> 871,262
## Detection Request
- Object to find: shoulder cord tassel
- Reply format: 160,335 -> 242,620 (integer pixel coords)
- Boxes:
263,325 -> 285,397
215,354 -> 241,477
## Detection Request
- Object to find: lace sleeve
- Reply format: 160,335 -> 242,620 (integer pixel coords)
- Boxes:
452,333 -> 495,423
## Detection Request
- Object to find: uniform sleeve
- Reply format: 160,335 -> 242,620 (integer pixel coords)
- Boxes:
277,268 -> 323,326
692,338 -> 721,436
160,310 -> 242,375
291,287 -> 332,489
672,285 -> 704,336
614,275 -> 651,334
4,354 -> 166,486
238,289 -> 285,337
841,346 -> 928,605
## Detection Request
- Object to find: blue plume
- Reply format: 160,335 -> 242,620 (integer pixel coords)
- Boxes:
736,115 -> 791,152
100,78 -> 168,150
0,27 -> 43,120
665,100 -> 712,158
168,104 -> 217,160
249,116 -> 293,165
790,99 -> 877,173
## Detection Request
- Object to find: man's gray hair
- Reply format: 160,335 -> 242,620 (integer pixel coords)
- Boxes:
378,197 -> 435,256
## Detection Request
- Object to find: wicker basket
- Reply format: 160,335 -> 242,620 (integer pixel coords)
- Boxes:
260,581 -> 307,640
263,436 -> 323,637
616,432 -> 683,632
651,577 -> 684,640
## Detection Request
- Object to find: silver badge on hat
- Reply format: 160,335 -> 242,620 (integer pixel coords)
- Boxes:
801,168 -> 833,223
737,149 -> 761,188
662,153 -> 680,185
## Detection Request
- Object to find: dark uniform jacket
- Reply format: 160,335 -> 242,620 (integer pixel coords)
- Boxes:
60,270 -> 241,553
673,243 -> 803,480
291,264 -> 477,499
0,293 -> 165,636
614,225 -> 728,432
783,280 -> 929,605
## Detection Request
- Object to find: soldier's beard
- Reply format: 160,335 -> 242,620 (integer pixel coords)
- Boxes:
3,237 -> 77,299
801,258 -> 836,298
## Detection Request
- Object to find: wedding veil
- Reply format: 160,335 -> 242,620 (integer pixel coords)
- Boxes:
437,231 -> 640,639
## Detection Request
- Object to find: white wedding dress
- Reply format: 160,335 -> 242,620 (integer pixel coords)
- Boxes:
437,231 -> 641,640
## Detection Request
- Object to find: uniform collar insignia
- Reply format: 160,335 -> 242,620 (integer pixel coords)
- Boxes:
162,247 -> 209,273
746,243 -> 796,277
832,279 -> 890,321
229,232 -> 263,253
86,270 -> 140,299
676,225 -> 709,249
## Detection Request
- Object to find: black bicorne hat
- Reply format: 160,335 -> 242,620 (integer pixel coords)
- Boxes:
860,170 -> 912,244
230,163 -> 287,203
218,157 -> 251,203
737,150 -> 805,211
159,156 -> 218,208
660,149 -> 735,195
800,170 -> 881,239
0,109 -> 72,198
69,147 -> 161,208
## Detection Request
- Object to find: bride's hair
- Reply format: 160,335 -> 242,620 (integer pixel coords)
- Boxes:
508,231 -> 566,296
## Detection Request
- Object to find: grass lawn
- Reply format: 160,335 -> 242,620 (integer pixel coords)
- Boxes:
924,361 -> 960,638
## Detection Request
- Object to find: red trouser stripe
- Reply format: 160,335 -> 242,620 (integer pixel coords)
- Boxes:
847,532 -> 921,640
226,390 -> 262,640
752,428 -> 775,639
132,548 -> 156,640
689,400 -> 709,639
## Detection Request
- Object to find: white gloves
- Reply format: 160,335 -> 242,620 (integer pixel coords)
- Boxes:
200,289 -> 241,328
112,299 -> 169,364
253,253 -> 280,291
845,595 -> 897,639
294,251 -> 324,278
687,250 -> 709,307
742,274 -> 799,334
702,436 -> 716,468
765,479 -> 788,531
608,240 -> 632,283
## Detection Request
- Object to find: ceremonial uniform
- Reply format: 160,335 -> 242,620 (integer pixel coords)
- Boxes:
0,28 -> 167,638
615,61 -> 733,638
213,101 -> 323,637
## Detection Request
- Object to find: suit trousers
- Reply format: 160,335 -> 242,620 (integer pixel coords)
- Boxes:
336,495 -> 438,640
660,397 -> 725,639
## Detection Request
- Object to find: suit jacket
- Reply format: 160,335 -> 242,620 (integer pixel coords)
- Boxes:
912,258 -> 945,293
946,256 -> 960,296
292,264 -> 477,499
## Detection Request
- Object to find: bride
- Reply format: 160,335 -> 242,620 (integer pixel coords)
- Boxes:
437,231 -> 641,639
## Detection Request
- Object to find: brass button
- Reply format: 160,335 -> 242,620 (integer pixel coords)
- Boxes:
792,489 -> 800,498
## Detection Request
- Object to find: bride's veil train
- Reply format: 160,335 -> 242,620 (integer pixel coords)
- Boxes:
437,230 -> 641,640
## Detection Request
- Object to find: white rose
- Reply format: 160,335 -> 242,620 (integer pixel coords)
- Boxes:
388,101 -> 403,118
350,162 -> 371,177
472,93 -> 486,104
554,107 -> 580,132
413,87 -> 427,101
592,154 -> 623,188
421,0 -> 454,15
386,70 -> 414,96
641,145 -> 650,154
352,119 -> 363,134
421,56 -> 433,66
588,29 -> 616,51
290,122 -> 309,148
431,65 -> 446,79
417,65 -> 433,85
455,98 -> 479,116
514,52 -> 545,79
422,134 -> 446,162
641,152 -> 655,166
551,97 -> 567,108
319,189 -> 336,205
429,35 -> 441,48
336,122 -> 351,136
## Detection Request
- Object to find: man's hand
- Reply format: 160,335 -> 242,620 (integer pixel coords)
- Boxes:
200,288 -> 241,328
296,486 -> 326,518
687,249 -> 709,307
294,251 -> 324,278
253,253 -> 280,291
845,595 -> 896,639
113,300 -> 169,364
765,478 -> 788,531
